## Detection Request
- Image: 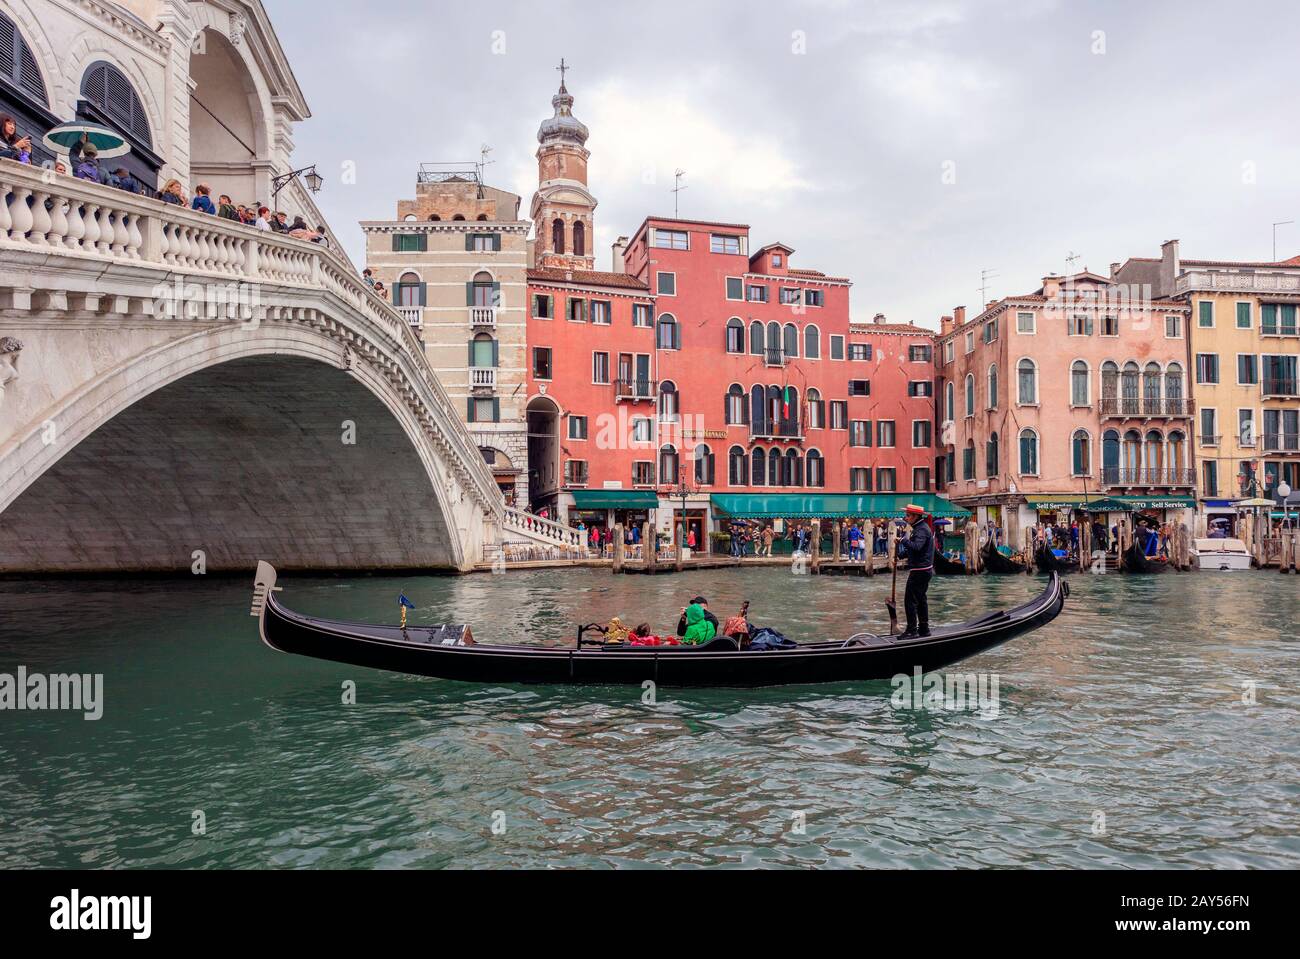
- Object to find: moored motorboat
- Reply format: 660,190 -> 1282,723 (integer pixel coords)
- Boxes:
250,561 -> 1067,688
1120,542 -> 1171,574
981,541 -> 1027,575
1189,537 -> 1252,572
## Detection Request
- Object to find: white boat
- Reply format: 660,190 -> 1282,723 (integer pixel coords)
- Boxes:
1190,538 -> 1252,572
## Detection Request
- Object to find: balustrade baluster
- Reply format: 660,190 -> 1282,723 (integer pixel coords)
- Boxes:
7,186 -> 33,241
29,190 -> 52,245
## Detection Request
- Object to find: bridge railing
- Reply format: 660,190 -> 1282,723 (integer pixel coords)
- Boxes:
0,160 -> 503,516
502,506 -> 584,551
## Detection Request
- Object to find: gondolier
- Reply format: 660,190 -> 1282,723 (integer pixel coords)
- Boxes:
896,504 -> 935,638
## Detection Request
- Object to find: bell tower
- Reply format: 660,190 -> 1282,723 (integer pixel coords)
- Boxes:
531,60 -> 597,271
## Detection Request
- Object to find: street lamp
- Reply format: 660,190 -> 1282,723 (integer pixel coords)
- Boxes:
271,165 -> 323,205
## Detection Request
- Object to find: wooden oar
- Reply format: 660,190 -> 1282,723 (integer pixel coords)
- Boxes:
886,542 -> 899,635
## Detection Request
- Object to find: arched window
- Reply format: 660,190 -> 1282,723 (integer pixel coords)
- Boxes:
769,446 -> 782,486
552,218 -> 565,254
573,221 -> 586,257
1168,430 -> 1186,473
1144,429 -> 1164,476
783,449 -> 802,487
804,325 -> 821,359
1165,362 -> 1184,410
1101,360 -> 1120,413
429,214 -> 442,221
1019,428 -> 1039,475
767,321 -> 781,360
694,444 -> 715,485
1072,430 -> 1091,477
807,388 -> 824,429
1121,361 -> 1140,415
749,321 -> 765,356
396,271 -> 423,307
963,441 -> 976,480
726,318 -> 745,353
476,214 -> 488,221
783,323 -> 799,359
725,384 -> 747,425
806,449 -> 825,488
751,385 -> 768,436
469,332 -> 496,368
987,364 -> 999,410
964,374 -> 975,416
1143,362 -> 1162,413
81,61 -> 152,147
471,271 -> 495,307
1122,429 -> 1141,473
403,214 -> 417,222
986,431 -> 999,478
658,381 -> 679,421
751,448 -> 766,487
1103,429 -> 1121,476
1017,358 -> 1037,405
945,381 -> 955,422
1,13 -> 49,105
728,446 -> 748,486
659,445 -> 679,483
657,313 -> 680,350
452,214 -> 466,221
1071,360 -> 1090,407
766,385 -> 783,437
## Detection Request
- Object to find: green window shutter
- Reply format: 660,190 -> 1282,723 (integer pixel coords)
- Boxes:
418,283 -> 427,307
491,398 -> 500,422
468,340 -> 475,365
491,339 -> 499,367
491,282 -> 501,307
492,234 -> 502,252
465,233 -> 474,252
391,234 -> 400,252
466,398 -> 476,422
466,282 -> 475,307
1085,316 -> 1094,335
417,234 -> 427,252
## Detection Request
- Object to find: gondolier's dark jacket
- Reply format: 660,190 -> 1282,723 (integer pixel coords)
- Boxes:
897,521 -> 935,572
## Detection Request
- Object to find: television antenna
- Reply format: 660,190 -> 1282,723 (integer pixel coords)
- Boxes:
1273,220 -> 1294,261
979,268 -> 999,306
1066,251 -> 1081,270
477,144 -> 494,180
672,169 -> 687,217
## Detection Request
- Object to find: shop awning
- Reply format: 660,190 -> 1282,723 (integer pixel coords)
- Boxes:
1082,496 -> 1197,512
710,493 -> 970,519
1026,495 -> 1093,510
569,490 -> 660,509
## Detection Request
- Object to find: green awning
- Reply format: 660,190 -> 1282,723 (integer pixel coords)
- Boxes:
569,490 -> 659,509
710,493 -> 969,520
1083,496 -> 1196,512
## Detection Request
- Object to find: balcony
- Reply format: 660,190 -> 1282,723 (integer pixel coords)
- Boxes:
764,347 -> 786,368
1262,378 -> 1300,399
1174,270 -> 1300,296
1099,397 -> 1193,419
1101,467 -> 1196,488
470,306 -> 497,330
750,425 -> 804,442
470,367 -> 496,391
397,306 -> 423,329
614,378 -> 656,402
1261,323 -> 1299,337
1262,433 -> 1300,453
1199,434 -> 1222,447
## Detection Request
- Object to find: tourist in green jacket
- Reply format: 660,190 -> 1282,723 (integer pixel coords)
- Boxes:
681,603 -> 716,645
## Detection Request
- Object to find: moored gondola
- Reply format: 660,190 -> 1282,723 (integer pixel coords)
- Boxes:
1034,544 -> 1080,575
250,561 -> 1067,688
980,540 -> 1027,575
935,551 -> 968,575
1120,542 -> 1172,574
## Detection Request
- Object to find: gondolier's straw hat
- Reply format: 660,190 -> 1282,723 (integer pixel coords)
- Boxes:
904,503 -> 925,516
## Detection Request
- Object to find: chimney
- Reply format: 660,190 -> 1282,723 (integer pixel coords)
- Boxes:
940,314 -> 954,334
611,236 -> 629,274
1041,275 -> 1061,299
1110,262 -> 1121,279
873,312 -> 887,325
1159,239 -> 1180,298
987,300 -> 998,311
953,306 -> 966,327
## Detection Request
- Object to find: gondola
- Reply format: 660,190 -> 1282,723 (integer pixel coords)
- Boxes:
980,540 -> 1027,575
1120,542 -> 1171,574
935,551 -> 968,575
1034,544 -> 1080,575
250,561 -> 1067,688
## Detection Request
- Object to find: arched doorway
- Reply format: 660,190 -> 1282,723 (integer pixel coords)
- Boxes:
526,395 -> 561,514
189,29 -> 269,208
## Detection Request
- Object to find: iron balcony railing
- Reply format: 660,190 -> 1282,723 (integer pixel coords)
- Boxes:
764,347 -> 786,368
1101,467 -> 1197,487
1099,397 -> 1192,418
1261,322 -> 1300,336
1262,432 -> 1300,453
1199,434 -> 1222,446
1262,378 -> 1300,398
750,424 -> 803,441
614,378 -> 656,401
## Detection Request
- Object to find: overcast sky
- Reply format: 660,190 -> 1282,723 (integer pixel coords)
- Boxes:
268,0 -> 1300,328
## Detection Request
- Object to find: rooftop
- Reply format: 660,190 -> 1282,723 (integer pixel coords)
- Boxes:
527,268 -> 651,291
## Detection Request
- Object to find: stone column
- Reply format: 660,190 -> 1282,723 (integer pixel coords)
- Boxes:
644,522 -> 656,572
612,523 -> 624,574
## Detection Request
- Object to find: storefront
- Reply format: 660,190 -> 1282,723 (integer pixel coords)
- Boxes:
568,490 -> 659,540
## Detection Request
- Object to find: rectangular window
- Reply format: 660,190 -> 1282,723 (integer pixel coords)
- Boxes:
590,300 -> 611,325
780,288 -> 802,305
804,290 -> 824,307
725,277 -> 743,300
908,345 -> 933,363
908,381 -> 934,398
965,332 -> 975,354
746,285 -> 768,303
1165,314 -> 1182,338
876,468 -> 897,492
1069,314 -> 1094,336
1200,408 -> 1218,444
913,467 -> 931,492
830,335 -> 845,360
849,420 -> 870,447
1283,305 -> 1298,336
652,229 -> 689,250
850,468 -> 871,492
983,319 -> 999,343
467,397 -> 499,423
632,303 -> 652,327
1238,353 -> 1258,385
592,352 -> 610,384
829,401 -> 848,430
568,415 -> 588,440
1202,460 -> 1218,497
849,344 -> 872,361
632,461 -> 655,486
393,233 -> 426,252
1101,314 -> 1118,336
772,254 -> 783,267
1196,353 -> 1220,384
532,294 -> 553,319
944,341 -> 955,364
710,234 -> 741,255
656,272 -> 676,296
470,233 -> 496,252
962,446 -> 975,480
849,379 -> 871,397
1017,311 -> 1035,334
1262,303 -> 1278,335
567,298 -> 586,322
877,420 -> 896,448
532,347 -> 552,380
565,460 -> 589,486
1198,301 -> 1214,328
913,420 -> 932,448
632,418 -> 653,444
1236,302 -> 1252,329
1238,409 -> 1255,447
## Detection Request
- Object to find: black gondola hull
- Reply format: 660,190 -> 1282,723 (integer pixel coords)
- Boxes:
251,563 -> 1067,688
1120,543 -> 1171,574
1033,546 -> 1080,575
980,542 -> 1027,575
935,553 -> 968,575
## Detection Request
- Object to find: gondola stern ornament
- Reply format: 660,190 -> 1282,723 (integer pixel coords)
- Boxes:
251,561 -> 282,650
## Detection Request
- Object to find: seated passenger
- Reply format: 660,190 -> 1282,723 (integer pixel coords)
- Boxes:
675,596 -> 719,637
680,603 -> 717,646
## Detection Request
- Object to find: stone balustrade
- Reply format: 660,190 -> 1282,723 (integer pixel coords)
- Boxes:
503,506 -> 583,550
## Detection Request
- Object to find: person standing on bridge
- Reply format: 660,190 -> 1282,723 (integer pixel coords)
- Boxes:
895,504 -> 936,639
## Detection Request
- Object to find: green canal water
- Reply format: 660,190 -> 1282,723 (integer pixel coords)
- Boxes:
0,567 -> 1296,869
